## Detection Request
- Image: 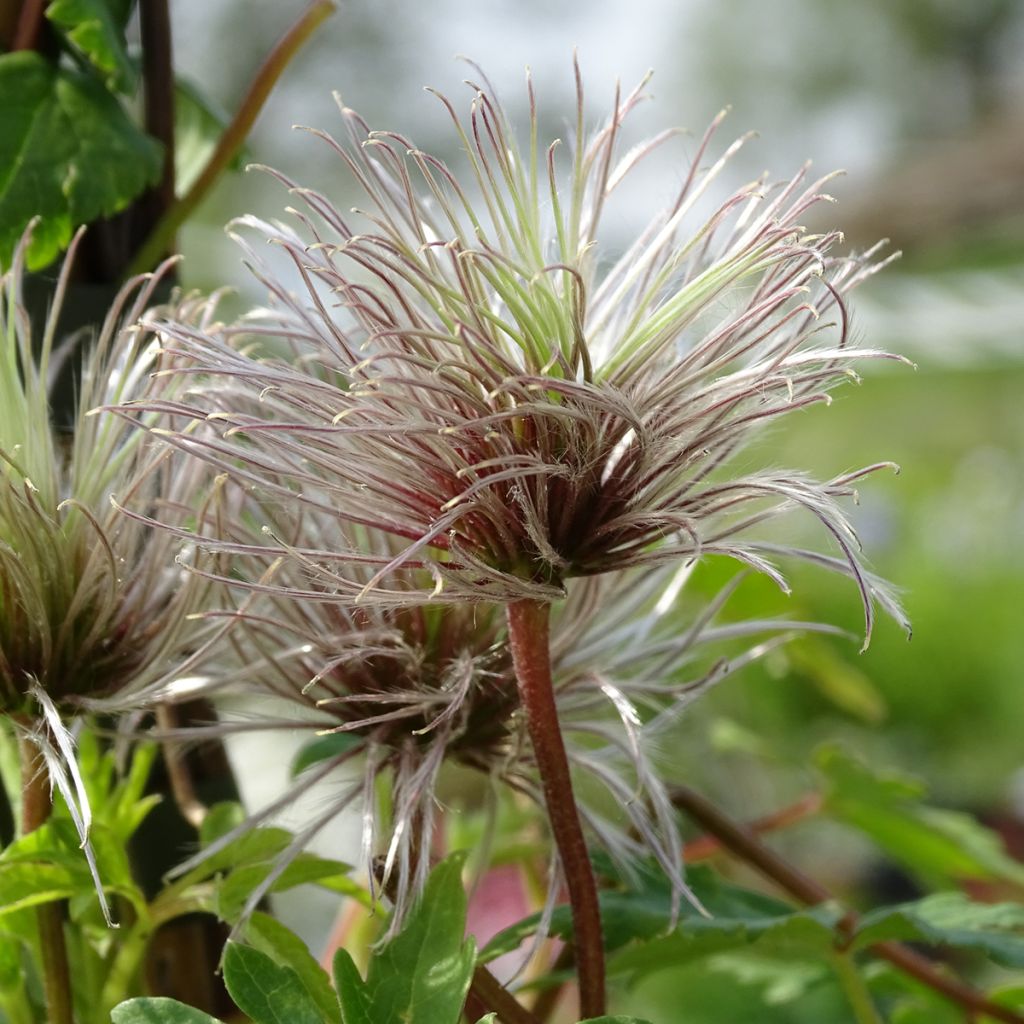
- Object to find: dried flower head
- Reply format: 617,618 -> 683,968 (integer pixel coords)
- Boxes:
135,60 -> 907,644
0,228 -> 220,916
112,63 -> 908,1010
148,488 -> 838,933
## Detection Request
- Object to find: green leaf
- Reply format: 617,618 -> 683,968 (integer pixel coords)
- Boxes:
816,744 -> 1024,889
0,862 -> 77,914
0,51 -> 162,271
223,942 -> 323,1024
111,997 -> 227,1024
291,733 -> 364,778
334,853 -> 476,1024
473,1017 -> 497,1024
216,853 -> 354,923
46,0 -> 135,91
188,803 -> 293,879
704,952 -> 830,1006
245,912 -> 342,1024
0,930 -> 22,991
789,638 -> 887,723
580,1018 -> 657,1023
481,864 -> 842,985
174,79 -> 251,195
852,892 -> 1024,966
333,950 -> 373,1024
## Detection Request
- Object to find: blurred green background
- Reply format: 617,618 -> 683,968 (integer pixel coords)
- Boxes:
166,1 -> 1024,1014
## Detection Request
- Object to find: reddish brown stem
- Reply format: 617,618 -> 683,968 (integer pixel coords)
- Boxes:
156,703 -> 208,829
466,965 -> 541,1024
137,0 -> 176,257
19,732 -> 74,1024
531,945 -> 574,1023
11,0 -> 47,50
683,792 -> 823,863
671,785 -> 1024,1024
126,0 -> 334,276
506,599 -> 605,1020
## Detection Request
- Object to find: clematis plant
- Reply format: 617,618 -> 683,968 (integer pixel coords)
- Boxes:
129,464 -> 848,949
119,61 -> 909,1016
0,227 -> 222,944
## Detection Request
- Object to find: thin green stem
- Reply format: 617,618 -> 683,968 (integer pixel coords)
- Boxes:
831,952 -> 883,1024
506,598 -> 605,1020
126,0 -> 334,276
99,917 -> 153,1019
18,732 -> 74,1024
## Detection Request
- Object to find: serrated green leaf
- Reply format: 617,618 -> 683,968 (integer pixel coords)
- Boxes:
0,862 -> 77,914
335,853 -> 476,1024
333,949 -> 373,1024
216,853 -> 353,923
291,733 -> 364,779
0,51 -> 161,271
852,892 -> 1024,966
816,744 -> 1024,889
223,942 -> 323,1024
245,912 -> 342,1024
111,997 -> 227,1024
190,803 -> 293,879
46,0 -> 135,91
481,864 -> 842,985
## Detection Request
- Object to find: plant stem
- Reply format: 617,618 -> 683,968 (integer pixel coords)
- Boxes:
466,965 -> 541,1024
99,915 -> 153,1019
506,599 -> 605,1020
670,785 -> 1024,1024
531,945 -> 574,1023
156,703 -> 208,828
126,0 -> 334,277
831,952 -> 884,1024
11,0 -> 47,50
18,733 -> 74,1024
136,0 -> 176,260
682,792 -> 822,863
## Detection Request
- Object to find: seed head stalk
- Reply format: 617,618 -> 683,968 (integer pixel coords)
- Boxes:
506,598 -> 605,1018
17,729 -> 73,1024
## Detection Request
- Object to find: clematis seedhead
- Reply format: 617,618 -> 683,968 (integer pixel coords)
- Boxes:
0,230 -> 223,713
136,59 -> 907,647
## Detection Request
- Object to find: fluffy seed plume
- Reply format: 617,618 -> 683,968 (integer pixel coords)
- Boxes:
0,227 -> 222,918
130,60 -> 908,646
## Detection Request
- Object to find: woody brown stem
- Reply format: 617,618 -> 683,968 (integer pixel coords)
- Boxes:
11,0 -> 47,50
127,0 -> 334,277
682,792 -> 823,863
19,732 -> 74,1024
506,599 -> 605,1020
670,785 -> 1024,1024
156,703 -> 208,829
466,965 -> 542,1024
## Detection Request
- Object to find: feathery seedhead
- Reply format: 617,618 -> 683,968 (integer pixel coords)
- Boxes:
0,229 -> 219,712
138,60 -> 906,645
149,479 -> 849,931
